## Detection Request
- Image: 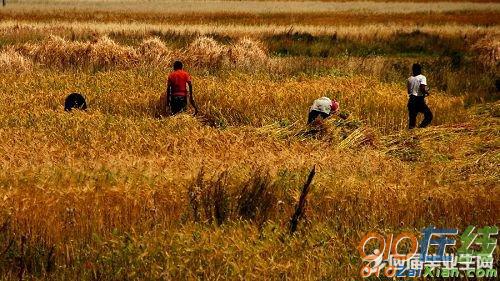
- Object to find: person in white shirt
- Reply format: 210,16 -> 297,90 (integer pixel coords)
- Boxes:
407,63 -> 433,129
308,97 -> 339,124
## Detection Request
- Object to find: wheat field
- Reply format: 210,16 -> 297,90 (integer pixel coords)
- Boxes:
4,0 -> 500,13
0,0 -> 499,280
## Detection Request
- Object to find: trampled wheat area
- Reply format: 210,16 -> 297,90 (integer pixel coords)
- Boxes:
0,0 -> 499,280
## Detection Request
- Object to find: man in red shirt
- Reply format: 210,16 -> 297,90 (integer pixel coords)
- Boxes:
165,61 -> 198,115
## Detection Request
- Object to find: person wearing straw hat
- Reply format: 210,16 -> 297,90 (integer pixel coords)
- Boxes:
307,97 -> 339,124
163,61 -> 198,116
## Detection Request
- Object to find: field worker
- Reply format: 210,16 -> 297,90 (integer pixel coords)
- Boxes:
64,93 -> 87,111
308,97 -> 339,124
165,61 -> 198,115
407,63 -> 432,129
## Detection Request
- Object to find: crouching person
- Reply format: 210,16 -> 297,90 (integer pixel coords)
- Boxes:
307,97 -> 339,124
64,93 -> 87,111
164,61 -> 198,116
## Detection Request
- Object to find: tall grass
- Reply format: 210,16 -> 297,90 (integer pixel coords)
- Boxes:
0,106 -> 497,278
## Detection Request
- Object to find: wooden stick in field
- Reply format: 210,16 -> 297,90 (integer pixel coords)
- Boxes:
289,165 -> 316,235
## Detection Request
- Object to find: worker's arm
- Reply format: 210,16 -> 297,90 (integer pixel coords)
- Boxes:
420,76 -> 430,96
420,84 -> 430,96
166,80 -> 172,107
187,81 -> 198,115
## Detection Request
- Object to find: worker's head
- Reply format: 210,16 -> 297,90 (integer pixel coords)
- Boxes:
331,100 -> 339,113
64,93 -> 87,112
173,61 -> 183,70
412,63 -> 422,76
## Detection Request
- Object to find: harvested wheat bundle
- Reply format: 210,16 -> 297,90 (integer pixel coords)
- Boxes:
337,127 -> 378,149
17,35 -> 90,68
471,35 -> 499,69
0,49 -> 32,71
384,133 -> 422,162
15,35 -> 141,69
254,116 -> 370,146
137,37 -> 172,66
228,37 -> 268,68
89,35 -> 139,69
184,36 -> 228,69
294,116 -> 363,143
254,121 -> 303,139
